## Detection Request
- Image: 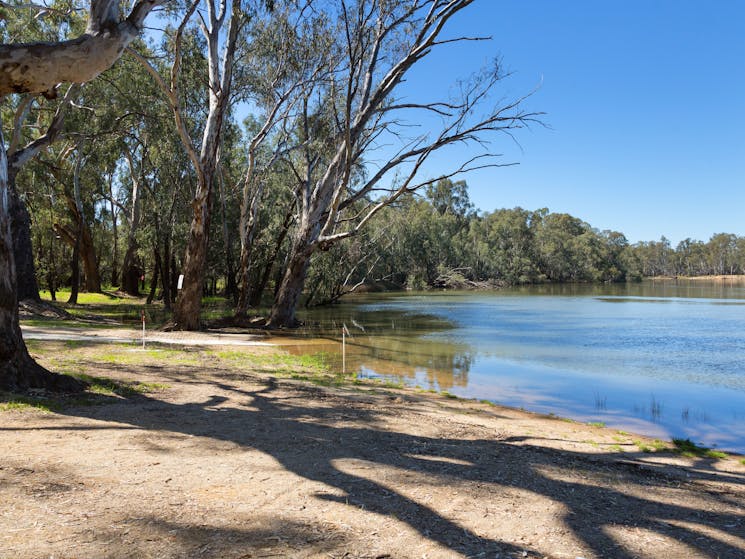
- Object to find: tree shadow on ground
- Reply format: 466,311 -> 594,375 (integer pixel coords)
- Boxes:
45,377 -> 745,558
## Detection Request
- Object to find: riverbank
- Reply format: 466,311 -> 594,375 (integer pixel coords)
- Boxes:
2,336 -> 744,558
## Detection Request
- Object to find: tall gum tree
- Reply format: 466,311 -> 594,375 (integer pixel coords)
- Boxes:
0,0 -> 163,391
131,0 -> 247,330
268,0 -> 541,327
234,4 -> 331,316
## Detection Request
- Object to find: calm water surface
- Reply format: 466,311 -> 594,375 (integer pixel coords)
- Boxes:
273,281 -> 745,452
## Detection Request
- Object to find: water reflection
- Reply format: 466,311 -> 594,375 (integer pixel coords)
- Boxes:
272,308 -> 476,392
282,282 -> 745,452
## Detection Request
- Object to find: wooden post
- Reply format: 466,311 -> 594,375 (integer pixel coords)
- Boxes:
342,323 -> 346,374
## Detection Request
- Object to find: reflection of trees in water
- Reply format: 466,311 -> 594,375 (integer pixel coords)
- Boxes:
297,306 -> 475,391
362,336 -> 474,391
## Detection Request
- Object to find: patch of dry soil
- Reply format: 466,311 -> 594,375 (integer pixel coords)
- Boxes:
2,340 -> 745,559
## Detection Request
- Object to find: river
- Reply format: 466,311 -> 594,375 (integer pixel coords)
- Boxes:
270,280 -> 745,453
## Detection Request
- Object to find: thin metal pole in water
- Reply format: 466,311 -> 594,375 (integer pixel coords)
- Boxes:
141,310 -> 146,349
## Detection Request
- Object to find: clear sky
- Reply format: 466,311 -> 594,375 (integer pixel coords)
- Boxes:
401,0 -> 745,245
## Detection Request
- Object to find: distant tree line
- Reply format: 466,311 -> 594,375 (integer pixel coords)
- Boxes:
300,179 -> 745,305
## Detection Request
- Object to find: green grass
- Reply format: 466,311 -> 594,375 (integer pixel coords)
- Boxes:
211,349 -> 328,371
0,396 -> 54,413
441,391 -> 458,399
587,421 -> 606,428
39,290 -> 134,305
70,373 -> 169,397
672,438 -> 728,459
633,439 -> 669,453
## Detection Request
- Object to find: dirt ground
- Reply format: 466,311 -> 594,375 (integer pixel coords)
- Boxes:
2,334 -> 745,559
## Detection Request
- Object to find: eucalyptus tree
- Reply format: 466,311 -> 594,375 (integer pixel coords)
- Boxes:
0,0 -> 164,391
1,3 -> 88,301
4,86 -> 79,301
267,0 -> 539,327
130,0 -> 256,330
233,4 -> 331,316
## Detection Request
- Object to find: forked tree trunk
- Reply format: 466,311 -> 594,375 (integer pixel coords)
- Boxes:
246,206 -> 293,309
267,242 -> 313,328
0,0 -> 162,391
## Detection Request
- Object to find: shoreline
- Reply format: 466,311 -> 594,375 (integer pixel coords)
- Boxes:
3,336 -> 745,558
20,323 -> 745,457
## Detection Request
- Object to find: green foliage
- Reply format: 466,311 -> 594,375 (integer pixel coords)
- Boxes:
672,438 -> 728,459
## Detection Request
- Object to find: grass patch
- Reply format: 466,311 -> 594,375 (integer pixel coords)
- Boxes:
441,391 -> 458,399
587,421 -> 606,428
211,349 -> 329,373
39,290 -> 132,305
632,439 -> 673,454
633,440 -> 654,453
70,373 -> 167,397
0,395 -> 54,413
672,438 -> 728,459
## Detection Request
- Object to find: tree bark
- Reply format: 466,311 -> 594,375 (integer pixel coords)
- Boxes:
173,184 -> 213,330
108,174 -> 119,286
67,229 -> 81,304
217,168 -> 237,300
0,0 -> 164,97
0,0 -> 161,391
146,246 -> 160,305
8,173 -> 41,302
0,128 -> 82,392
267,240 -> 313,328
248,207 -> 293,308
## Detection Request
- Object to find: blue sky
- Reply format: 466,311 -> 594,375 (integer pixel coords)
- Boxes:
402,0 -> 745,245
